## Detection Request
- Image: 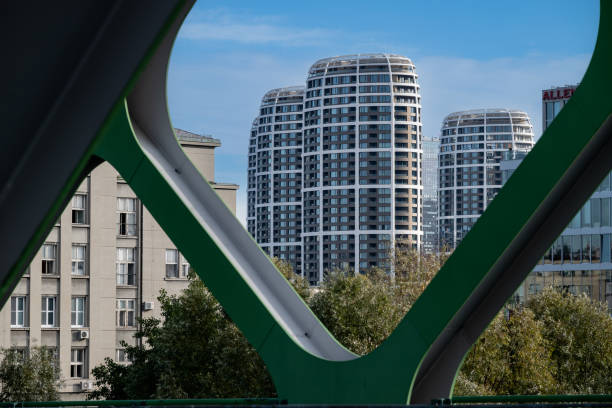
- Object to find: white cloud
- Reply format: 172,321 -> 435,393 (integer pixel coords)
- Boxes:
168,52 -> 312,152
179,10 -> 336,46
168,52 -> 314,226
168,48 -> 592,227
415,54 -> 591,138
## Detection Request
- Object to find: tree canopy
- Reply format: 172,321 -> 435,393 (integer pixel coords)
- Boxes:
526,289 -> 612,394
89,272 -> 275,400
0,347 -> 61,402
456,308 -> 555,395
310,269 -> 402,355
90,250 -> 612,398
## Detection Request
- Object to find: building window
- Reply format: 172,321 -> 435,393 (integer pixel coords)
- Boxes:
71,297 -> 86,327
72,245 -> 86,275
41,296 -> 56,327
41,243 -> 57,275
165,249 -> 178,278
72,194 -> 87,224
11,347 -> 28,359
116,299 -> 135,327
545,101 -> 563,129
181,256 -> 190,278
10,296 -> 26,327
116,248 -> 136,286
70,348 -> 85,378
117,198 -> 137,236
116,349 -> 130,363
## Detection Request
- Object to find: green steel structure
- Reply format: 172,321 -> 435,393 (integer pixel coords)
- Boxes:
1,0 -> 611,405
2,395 -> 612,407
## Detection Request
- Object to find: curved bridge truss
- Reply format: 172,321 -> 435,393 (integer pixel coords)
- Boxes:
1,1 -> 611,404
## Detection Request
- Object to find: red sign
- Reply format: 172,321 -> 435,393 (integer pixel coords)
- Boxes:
542,87 -> 576,101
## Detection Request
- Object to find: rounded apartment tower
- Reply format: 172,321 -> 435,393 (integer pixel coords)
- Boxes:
247,87 -> 304,274
303,54 -> 423,284
438,109 -> 534,248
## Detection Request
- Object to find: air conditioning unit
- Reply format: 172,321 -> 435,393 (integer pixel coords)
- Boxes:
80,381 -> 93,391
79,330 -> 89,340
142,301 -> 154,311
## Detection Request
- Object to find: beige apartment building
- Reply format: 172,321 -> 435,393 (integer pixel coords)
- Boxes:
0,129 -> 238,399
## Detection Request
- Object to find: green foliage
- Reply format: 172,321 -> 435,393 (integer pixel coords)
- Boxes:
457,308 -> 555,395
89,357 -> 130,400
456,290 -> 612,395
527,289 -> 612,394
309,269 -> 403,354
0,347 -> 61,402
90,275 -> 275,400
307,247 -> 447,355
392,244 -> 449,307
272,257 -> 310,299
90,247 -> 612,398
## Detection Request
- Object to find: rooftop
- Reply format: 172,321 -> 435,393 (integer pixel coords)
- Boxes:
443,108 -> 530,120
261,86 -> 305,105
309,53 -> 414,72
174,128 -> 221,147
542,84 -> 578,91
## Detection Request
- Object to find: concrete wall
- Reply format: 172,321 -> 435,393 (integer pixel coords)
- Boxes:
0,138 -> 237,399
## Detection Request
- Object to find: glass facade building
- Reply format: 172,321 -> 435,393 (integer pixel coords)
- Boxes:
438,109 -> 535,248
542,85 -> 576,129
523,85 -> 612,313
248,54 -> 423,285
530,184 -> 612,312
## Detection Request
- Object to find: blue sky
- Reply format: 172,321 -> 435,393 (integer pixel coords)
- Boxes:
167,1 -> 599,223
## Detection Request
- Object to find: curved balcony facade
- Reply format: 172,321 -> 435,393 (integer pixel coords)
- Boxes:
438,108 -> 534,248
247,87 -> 304,274
249,54 -> 423,285
303,53 -> 423,283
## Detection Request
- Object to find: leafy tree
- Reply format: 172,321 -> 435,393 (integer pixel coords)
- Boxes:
90,245 -> 612,399
392,244 -> 448,307
89,357 -> 130,400
309,269 -> 404,355
294,246 -> 446,355
456,308 -> 556,395
90,273 -> 275,399
456,289 -> 612,395
527,289 -> 612,394
0,347 -> 61,402
272,257 -> 310,299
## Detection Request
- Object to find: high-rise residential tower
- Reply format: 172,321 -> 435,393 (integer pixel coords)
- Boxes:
422,137 -> 439,254
247,87 -> 304,274
438,109 -> 534,248
303,54 -> 422,283
249,54 -> 423,285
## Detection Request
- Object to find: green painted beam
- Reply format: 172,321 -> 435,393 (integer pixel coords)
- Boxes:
92,1 -> 612,404
0,399 -> 280,407
1,1 -> 610,405
451,394 -> 612,404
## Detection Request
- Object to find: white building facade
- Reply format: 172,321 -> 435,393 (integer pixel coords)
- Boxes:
438,109 -> 534,248
249,54 -> 423,285
422,137 -> 439,254
247,87 -> 304,275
